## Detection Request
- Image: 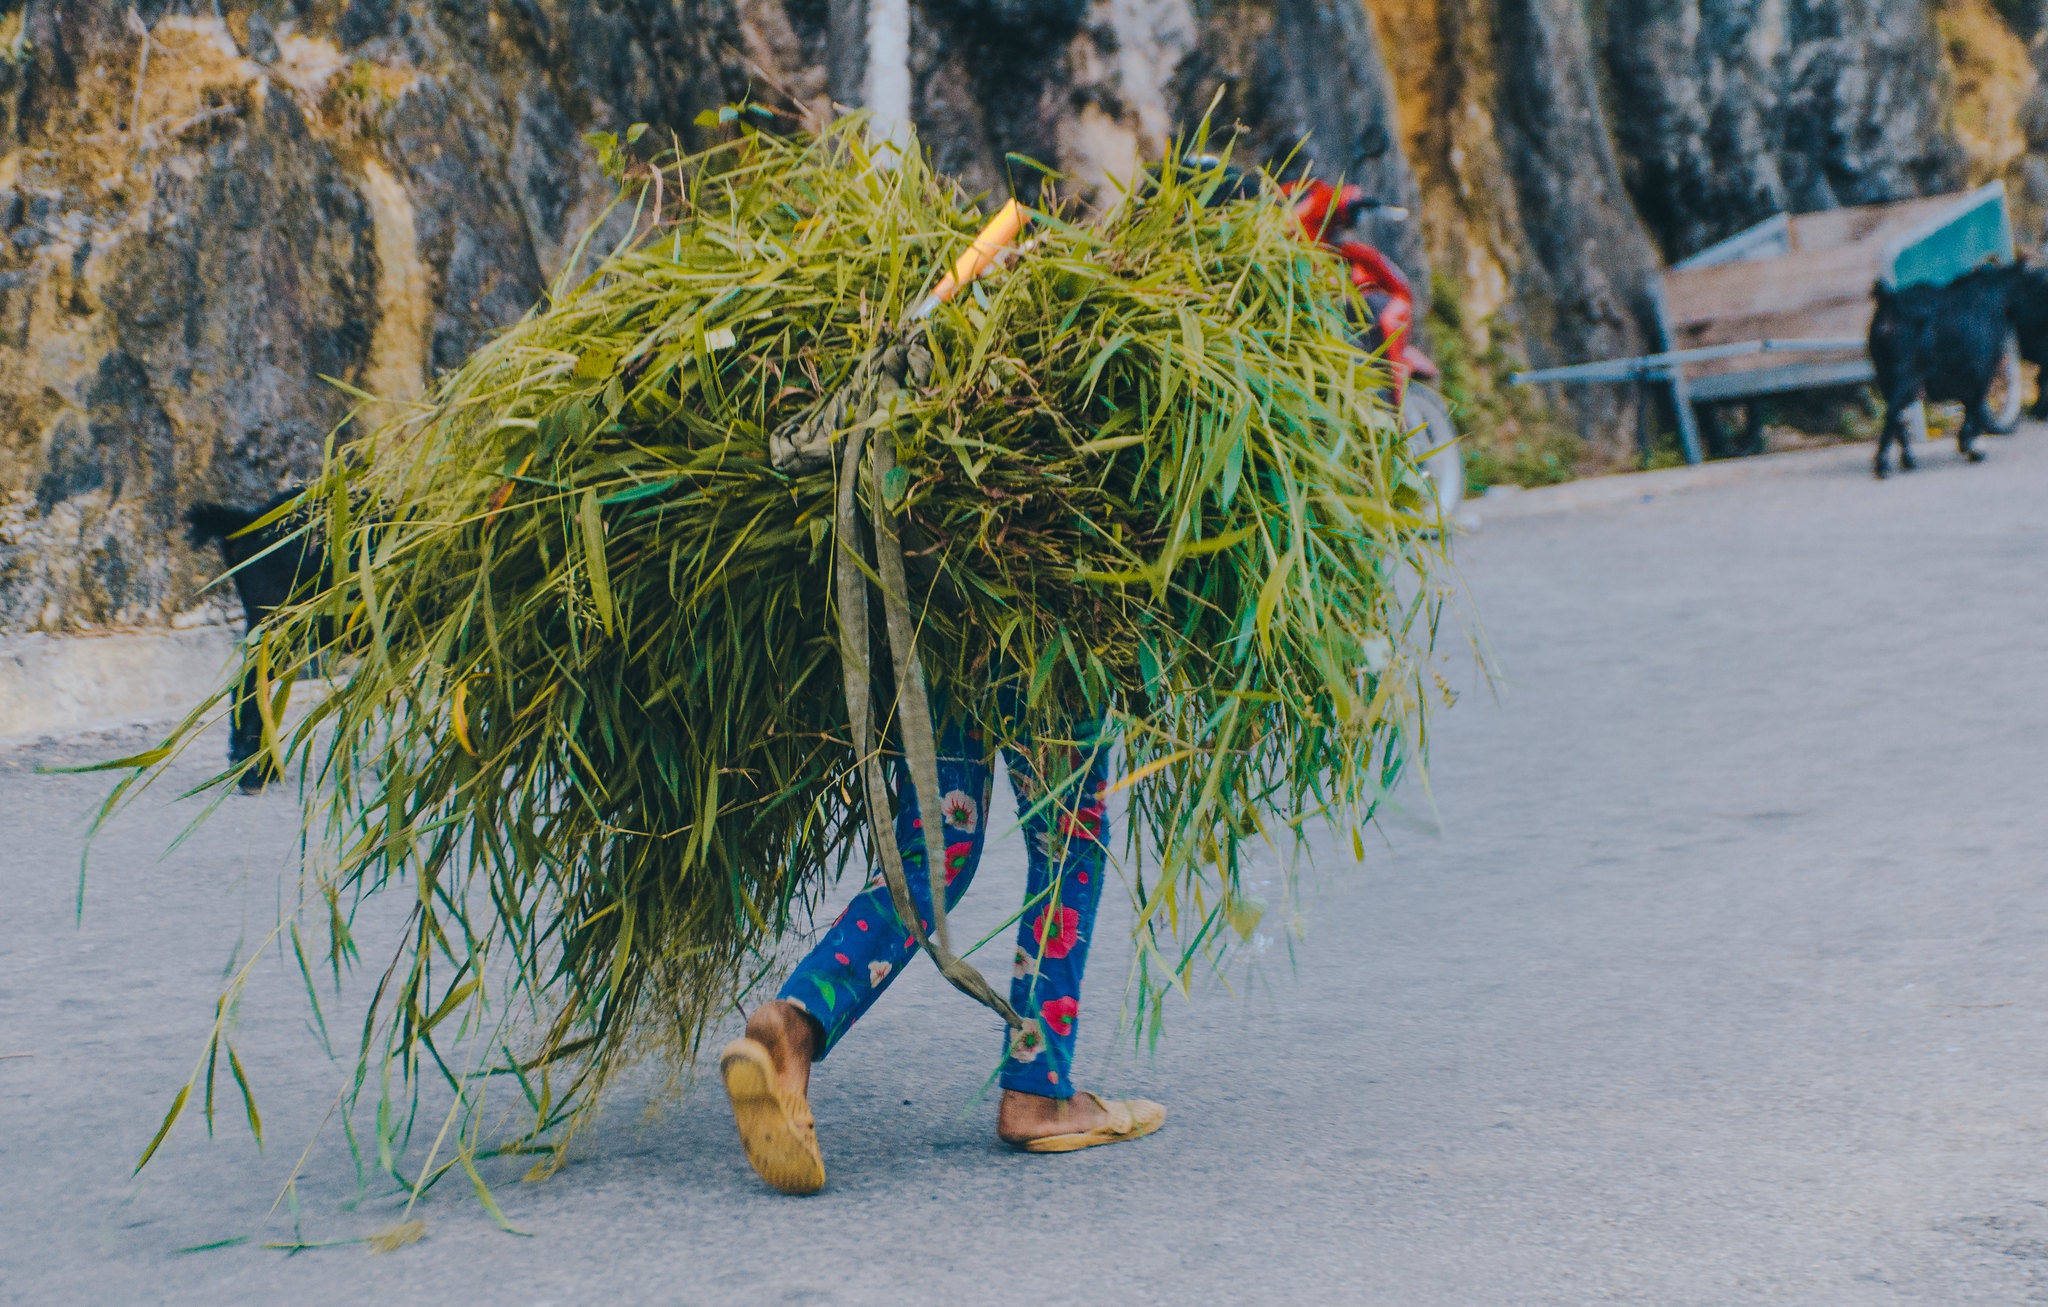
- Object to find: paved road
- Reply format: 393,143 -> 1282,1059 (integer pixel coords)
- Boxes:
6,433 -> 2048,1304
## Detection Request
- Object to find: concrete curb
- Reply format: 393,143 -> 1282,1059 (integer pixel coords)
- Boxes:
1469,442 -> 1870,521
1464,432 -> 2018,523
0,625 -> 237,749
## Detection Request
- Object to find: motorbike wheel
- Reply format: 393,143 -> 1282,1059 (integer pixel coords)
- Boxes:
1401,383 -> 1464,524
1984,329 -> 2024,435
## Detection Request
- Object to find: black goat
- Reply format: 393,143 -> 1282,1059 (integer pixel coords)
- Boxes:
1868,261 -> 2042,478
2008,260 -> 2048,418
185,489 -> 324,791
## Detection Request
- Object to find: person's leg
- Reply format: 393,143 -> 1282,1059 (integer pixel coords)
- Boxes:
727,719 -> 996,1190
769,740 -> 996,1061
993,731 -> 1119,1137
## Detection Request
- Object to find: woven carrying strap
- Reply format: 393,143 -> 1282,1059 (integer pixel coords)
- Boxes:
827,338 -> 1024,1030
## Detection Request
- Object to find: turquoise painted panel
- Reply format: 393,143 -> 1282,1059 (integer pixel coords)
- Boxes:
1891,192 -> 2013,288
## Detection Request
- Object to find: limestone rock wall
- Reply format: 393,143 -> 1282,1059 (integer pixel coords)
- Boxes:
0,0 -> 2040,634
1603,0 -> 1968,260
1175,0 -> 1429,294
0,0 -> 750,633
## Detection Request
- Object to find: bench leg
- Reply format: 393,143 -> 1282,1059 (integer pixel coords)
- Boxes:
1669,367 -> 1703,464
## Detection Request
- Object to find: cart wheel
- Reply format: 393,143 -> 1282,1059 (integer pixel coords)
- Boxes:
1401,383 -> 1464,524
1984,329 -> 2024,435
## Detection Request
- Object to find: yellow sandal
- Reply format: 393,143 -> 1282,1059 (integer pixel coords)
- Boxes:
720,1037 -> 826,1194
1013,1090 -> 1167,1154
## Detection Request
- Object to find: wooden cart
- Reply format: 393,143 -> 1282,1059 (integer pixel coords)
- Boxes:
1511,183 -> 2017,463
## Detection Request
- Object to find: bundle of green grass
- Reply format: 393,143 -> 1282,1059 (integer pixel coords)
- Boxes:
113,115 -> 1443,1182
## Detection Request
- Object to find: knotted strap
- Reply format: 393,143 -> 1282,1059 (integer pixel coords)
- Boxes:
791,199 -> 1033,1030
828,343 -> 1023,1029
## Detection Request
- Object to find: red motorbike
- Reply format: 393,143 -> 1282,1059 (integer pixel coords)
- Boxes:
1283,180 -> 1465,521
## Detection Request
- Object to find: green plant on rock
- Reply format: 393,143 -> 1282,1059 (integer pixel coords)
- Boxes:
1426,272 -> 1585,491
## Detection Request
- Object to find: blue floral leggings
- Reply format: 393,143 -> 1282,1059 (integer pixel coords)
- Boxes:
778,719 -> 1111,1099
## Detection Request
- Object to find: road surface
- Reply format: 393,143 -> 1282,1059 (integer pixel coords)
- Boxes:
5,433 -> 2048,1304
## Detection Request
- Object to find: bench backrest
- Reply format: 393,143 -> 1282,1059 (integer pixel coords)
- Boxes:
1656,184 -> 2011,388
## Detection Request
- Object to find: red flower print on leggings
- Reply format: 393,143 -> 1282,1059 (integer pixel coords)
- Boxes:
1040,995 -> 1079,1037
1057,804 -> 1104,841
1031,904 -> 1080,959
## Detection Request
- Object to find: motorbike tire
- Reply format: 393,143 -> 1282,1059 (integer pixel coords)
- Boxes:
1401,383 -> 1465,524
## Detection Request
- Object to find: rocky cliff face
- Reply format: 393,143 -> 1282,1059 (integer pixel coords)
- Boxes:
0,0 -> 2035,634
0,0 -> 753,632
1367,0 -> 1664,460
1175,0 -> 1429,289
1604,0 -> 1968,259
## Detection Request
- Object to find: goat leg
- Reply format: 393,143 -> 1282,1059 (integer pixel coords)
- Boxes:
1960,401 -> 1990,462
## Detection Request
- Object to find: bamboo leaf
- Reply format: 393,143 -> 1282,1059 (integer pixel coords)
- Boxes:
599,477 -> 679,506
225,1043 -> 262,1147
1254,546 -> 1296,653
39,744 -> 171,775
1105,748 -> 1200,796
580,488 -> 615,637
1218,437 -> 1244,508
420,977 -> 479,1036
462,1151 -> 530,1236
1074,433 -> 1147,456
136,1084 -> 190,1173
451,678 -> 477,758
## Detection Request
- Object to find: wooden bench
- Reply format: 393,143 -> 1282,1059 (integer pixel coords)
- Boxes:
1512,183 -> 2016,463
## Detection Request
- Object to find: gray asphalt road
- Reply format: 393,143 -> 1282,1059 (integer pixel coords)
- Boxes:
6,432 -> 2048,1305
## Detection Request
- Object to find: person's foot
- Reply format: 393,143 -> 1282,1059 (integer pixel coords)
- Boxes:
997,1087 -> 1113,1144
721,1001 -> 824,1194
745,1000 -> 817,1102
998,1087 -> 1164,1152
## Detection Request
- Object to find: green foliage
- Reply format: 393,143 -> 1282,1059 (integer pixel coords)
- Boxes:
1760,384 -> 1887,445
1426,273 -> 1586,490
587,122 -> 662,182
323,60 -> 399,137
107,118 -> 1444,1188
